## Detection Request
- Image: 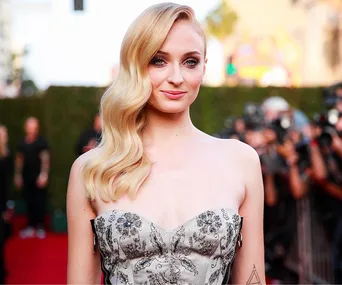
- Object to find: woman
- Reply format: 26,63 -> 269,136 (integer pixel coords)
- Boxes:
67,3 -> 265,284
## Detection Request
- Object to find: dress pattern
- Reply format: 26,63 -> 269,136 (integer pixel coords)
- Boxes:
91,208 -> 243,285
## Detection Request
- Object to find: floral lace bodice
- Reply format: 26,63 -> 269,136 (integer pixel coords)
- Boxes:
91,208 -> 243,285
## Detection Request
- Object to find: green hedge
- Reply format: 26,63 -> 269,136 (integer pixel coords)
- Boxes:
0,86 -> 324,215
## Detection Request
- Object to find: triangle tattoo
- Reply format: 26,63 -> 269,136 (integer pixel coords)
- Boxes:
246,265 -> 261,285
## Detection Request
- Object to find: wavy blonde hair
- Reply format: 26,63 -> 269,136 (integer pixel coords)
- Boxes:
83,2 -> 206,202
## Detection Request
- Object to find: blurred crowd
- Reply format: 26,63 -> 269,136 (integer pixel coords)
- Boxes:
215,82 -> 342,284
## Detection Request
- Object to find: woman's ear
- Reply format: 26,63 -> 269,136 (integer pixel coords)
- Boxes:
203,58 -> 208,76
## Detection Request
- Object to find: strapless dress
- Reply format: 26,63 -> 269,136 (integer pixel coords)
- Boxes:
91,207 -> 243,285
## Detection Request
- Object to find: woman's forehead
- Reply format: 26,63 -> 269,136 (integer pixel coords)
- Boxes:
159,20 -> 205,56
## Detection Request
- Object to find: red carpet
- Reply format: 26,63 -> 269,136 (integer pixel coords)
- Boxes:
4,216 -> 68,284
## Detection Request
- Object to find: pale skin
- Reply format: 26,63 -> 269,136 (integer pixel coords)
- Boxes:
67,19 -> 265,284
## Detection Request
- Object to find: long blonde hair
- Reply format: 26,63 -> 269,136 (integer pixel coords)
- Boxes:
83,2 -> 206,202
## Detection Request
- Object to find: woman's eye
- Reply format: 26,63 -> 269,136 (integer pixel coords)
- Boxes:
150,57 -> 166,66
185,58 -> 199,67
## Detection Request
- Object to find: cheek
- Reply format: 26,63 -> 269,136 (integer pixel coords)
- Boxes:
148,69 -> 165,88
184,69 -> 203,90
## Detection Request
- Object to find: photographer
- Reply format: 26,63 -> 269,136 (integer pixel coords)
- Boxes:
313,114 -> 342,283
262,97 -> 310,199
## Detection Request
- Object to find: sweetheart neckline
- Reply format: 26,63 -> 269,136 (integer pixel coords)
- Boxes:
93,207 -> 242,233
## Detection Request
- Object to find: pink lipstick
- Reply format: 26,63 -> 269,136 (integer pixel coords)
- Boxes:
161,90 -> 186,100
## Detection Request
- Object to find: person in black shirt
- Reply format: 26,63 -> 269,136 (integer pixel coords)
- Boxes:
0,125 -> 13,214
75,113 -> 102,156
14,117 -> 50,239
0,124 -> 13,284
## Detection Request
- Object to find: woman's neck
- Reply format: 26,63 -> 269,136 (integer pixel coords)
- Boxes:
142,107 -> 198,149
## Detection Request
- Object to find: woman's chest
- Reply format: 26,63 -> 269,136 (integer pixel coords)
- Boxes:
94,145 -> 245,230
143,152 -> 243,195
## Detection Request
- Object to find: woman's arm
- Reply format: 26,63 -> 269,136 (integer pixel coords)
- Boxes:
231,145 -> 266,285
66,153 -> 102,284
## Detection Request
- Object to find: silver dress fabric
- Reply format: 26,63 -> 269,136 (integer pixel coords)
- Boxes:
91,208 -> 243,285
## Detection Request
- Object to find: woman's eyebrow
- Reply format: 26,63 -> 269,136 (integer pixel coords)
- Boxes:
155,51 -> 169,56
183,51 -> 202,57
156,50 -> 202,57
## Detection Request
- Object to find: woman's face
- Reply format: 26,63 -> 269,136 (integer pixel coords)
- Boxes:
147,20 -> 206,114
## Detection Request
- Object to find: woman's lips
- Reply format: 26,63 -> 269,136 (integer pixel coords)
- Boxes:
161,90 -> 186,100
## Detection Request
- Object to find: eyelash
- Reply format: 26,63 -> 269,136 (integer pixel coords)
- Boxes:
186,58 -> 199,67
150,57 -> 200,68
150,57 -> 165,66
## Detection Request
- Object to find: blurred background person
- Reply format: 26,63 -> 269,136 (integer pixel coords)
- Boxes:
231,116 -> 246,141
312,114 -> 342,283
75,113 -> 102,156
0,125 -> 13,220
14,117 -> 50,239
0,124 -> 13,284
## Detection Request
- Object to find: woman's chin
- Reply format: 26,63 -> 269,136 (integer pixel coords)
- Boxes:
148,97 -> 196,114
147,100 -> 191,114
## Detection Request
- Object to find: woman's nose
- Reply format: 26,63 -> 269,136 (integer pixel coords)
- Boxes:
167,65 -> 184,86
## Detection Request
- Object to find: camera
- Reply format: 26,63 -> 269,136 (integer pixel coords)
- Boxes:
268,115 -> 292,144
243,102 -> 265,130
313,109 -> 341,147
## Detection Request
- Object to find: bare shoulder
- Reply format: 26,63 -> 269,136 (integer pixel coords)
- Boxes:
67,148 -> 100,212
226,138 -> 257,155
224,140 -> 263,198
210,137 -> 262,188
70,148 -> 99,175
69,148 -> 100,189
212,137 -> 259,163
